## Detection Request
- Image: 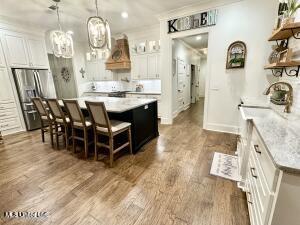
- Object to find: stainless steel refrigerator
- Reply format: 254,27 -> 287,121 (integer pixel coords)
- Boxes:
12,69 -> 56,131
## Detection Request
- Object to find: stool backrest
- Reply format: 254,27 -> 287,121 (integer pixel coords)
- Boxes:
32,97 -> 49,119
63,99 -> 85,126
47,99 -> 66,122
85,101 -> 112,133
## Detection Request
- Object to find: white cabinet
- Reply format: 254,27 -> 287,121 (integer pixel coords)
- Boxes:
3,33 -> 29,67
3,33 -> 49,68
86,59 -> 114,81
0,67 -> 14,101
131,53 -> 160,80
0,40 -> 6,68
26,38 -> 49,68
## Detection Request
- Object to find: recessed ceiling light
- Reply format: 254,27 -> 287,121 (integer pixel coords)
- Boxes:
121,12 -> 128,18
196,36 -> 202,41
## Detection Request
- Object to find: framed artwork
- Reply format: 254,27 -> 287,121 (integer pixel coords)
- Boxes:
226,41 -> 247,69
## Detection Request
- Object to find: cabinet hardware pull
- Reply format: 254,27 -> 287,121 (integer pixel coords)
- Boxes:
254,145 -> 261,154
250,167 -> 257,178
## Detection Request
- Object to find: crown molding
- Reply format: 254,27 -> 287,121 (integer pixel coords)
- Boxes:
157,0 -> 244,21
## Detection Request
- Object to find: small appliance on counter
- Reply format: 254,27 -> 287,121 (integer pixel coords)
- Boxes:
135,84 -> 144,92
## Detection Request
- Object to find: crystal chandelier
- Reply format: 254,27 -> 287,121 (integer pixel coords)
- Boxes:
49,0 -> 74,58
87,0 -> 111,52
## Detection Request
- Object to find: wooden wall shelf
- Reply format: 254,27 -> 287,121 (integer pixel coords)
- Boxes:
264,61 -> 300,69
264,61 -> 300,77
269,22 -> 300,41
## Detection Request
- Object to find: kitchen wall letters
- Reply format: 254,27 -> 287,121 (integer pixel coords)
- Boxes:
167,9 -> 217,33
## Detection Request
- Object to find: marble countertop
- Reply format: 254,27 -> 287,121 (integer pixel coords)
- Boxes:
241,107 -> 300,174
59,96 -> 157,113
84,91 -> 161,95
240,96 -> 270,108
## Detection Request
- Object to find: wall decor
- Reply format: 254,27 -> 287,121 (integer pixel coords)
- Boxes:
79,68 -> 86,78
61,67 -> 71,82
167,9 -> 217,34
226,41 -> 247,69
137,42 -> 146,53
269,41 -> 288,64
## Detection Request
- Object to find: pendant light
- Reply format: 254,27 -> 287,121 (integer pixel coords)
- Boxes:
49,0 -> 74,58
87,0 -> 111,52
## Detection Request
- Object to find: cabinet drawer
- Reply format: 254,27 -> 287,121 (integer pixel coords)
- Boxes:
0,118 -> 20,131
0,108 -> 19,120
0,101 -> 17,110
246,179 -> 259,225
251,127 -> 278,190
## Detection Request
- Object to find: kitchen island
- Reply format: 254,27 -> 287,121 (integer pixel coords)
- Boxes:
59,96 -> 159,154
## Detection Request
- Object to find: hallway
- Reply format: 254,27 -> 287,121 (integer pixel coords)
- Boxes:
0,103 -> 249,225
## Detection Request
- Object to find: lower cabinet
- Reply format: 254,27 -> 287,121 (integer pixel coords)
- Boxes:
241,124 -> 300,225
126,94 -> 161,118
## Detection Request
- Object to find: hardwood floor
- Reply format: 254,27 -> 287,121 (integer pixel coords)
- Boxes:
0,101 -> 250,225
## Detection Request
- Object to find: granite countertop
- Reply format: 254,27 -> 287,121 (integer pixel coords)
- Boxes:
241,107 -> 300,174
84,91 -> 161,95
240,96 -> 270,108
59,96 -> 157,113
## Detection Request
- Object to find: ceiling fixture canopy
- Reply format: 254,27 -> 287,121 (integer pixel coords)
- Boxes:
49,0 -> 74,58
87,0 -> 111,52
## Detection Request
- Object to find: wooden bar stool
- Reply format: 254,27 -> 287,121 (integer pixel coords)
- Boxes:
46,99 -> 71,150
63,99 -> 93,159
31,97 -> 55,146
85,101 -> 132,167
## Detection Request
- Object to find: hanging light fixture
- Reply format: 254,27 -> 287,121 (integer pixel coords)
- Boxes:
49,0 -> 74,58
87,0 -> 111,53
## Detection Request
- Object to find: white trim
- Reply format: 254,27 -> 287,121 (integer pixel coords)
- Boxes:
173,110 -> 179,119
157,0 -> 243,21
205,123 -> 239,134
177,39 -> 202,56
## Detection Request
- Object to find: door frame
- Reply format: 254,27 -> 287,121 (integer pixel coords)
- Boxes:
170,28 -> 211,128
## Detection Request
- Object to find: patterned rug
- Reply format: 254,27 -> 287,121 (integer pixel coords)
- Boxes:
210,152 -> 240,182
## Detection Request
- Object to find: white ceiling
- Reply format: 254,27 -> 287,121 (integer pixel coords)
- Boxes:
0,0 -> 204,41
180,33 -> 209,51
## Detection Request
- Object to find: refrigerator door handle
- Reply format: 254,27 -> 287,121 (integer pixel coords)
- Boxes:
33,71 -> 40,97
35,71 -> 44,98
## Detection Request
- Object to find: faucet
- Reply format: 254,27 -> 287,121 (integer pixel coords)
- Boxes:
263,82 -> 293,113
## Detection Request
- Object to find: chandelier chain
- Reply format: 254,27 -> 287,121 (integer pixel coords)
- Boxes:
56,2 -> 62,30
95,0 -> 99,17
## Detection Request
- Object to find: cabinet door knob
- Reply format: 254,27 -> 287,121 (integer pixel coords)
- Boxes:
254,145 -> 261,154
250,167 -> 257,178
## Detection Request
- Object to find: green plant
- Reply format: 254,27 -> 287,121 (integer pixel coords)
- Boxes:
280,0 -> 300,17
229,57 -> 245,66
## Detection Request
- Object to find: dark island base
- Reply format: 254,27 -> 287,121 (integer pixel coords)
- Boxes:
108,101 -> 159,154
81,101 -> 159,154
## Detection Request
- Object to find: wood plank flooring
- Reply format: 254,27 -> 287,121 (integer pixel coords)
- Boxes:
0,99 -> 250,225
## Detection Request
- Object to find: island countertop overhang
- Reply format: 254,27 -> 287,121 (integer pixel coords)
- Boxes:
59,96 -> 157,113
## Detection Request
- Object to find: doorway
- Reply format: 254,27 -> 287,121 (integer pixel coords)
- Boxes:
172,33 -> 208,126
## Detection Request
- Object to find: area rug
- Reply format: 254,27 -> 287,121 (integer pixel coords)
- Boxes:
210,152 -> 240,182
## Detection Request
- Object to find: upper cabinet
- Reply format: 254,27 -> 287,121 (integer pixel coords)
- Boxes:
3,33 -> 29,67
132,53 -> 160,80
86,59 -> 114,81
0,40 -> 6,68
2,32 -> 49,69
26,38 -> 49,68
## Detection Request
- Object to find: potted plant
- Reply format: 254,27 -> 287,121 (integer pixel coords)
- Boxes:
280,0 -> 300,25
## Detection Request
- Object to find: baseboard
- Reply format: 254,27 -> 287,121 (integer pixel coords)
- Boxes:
161,117 -> 173,125
172,110 -> 179,119
183,104 -> 190,111
204,123 -> 238,134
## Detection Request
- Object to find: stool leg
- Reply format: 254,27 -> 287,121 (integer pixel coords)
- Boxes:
109,136 -> 114,167
72,128 -> 76,153
55,124 -> 59,150
65,125 -> 69,150
84,129 -> 88,159
94,132 -> 98,161
128,128 -> 132,155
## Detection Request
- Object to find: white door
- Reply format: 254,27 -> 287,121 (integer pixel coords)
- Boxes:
0,68 -> 14,101
0,40 -> 6,68
27,38 -> 49,68
177,59 -> 185,112
147,54 -> 158,79
138,55 -> 148,79
4,34 -> 29,67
